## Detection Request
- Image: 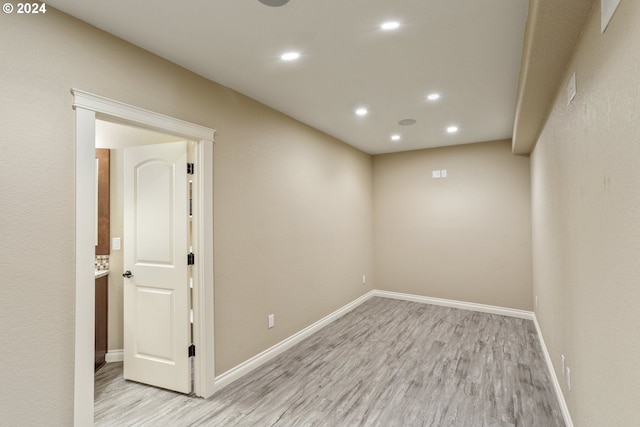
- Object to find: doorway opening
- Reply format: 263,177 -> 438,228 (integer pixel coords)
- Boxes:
73,89 -> 216,426
96,121 -> 194,393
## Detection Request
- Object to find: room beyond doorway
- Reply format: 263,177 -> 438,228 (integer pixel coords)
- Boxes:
96,121 -> 194,393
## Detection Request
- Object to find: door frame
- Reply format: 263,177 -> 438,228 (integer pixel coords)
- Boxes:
72,89 -> 216,426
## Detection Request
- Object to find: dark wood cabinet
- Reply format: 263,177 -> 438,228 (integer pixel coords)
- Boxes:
95,274 -> 108,371
95,149 -> 110,256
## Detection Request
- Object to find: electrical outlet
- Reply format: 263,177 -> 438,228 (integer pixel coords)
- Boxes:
432,170 -> 441,179
362,275 -> 366,284
441,169 -> 447,178
561,354 -> 566,375
268,314 -> 274,329
566,367 -> 571,390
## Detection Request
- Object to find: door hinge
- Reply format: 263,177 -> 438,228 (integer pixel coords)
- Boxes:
187,163 -> 194,175
188,252 -> 195,265
188,344 -> 195,357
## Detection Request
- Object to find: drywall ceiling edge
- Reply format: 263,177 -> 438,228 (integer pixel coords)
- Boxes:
512,0 -> 595,155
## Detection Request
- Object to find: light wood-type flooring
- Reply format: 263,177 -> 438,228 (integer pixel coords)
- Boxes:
95,297 -> 564,426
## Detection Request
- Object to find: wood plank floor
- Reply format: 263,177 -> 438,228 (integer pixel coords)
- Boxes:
95,297 -> 564,426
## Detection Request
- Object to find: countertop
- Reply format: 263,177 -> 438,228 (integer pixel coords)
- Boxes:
95,270 -> 110,279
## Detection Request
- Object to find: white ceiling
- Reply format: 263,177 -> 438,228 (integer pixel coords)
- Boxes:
47,0 -> 529,155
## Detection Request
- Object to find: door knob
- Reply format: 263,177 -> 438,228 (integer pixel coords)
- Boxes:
123,270 -> 133,278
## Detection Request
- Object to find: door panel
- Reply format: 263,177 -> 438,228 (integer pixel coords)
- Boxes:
135,287 -> 174,362
123,141 -> 190,393
134,160 -> 174,264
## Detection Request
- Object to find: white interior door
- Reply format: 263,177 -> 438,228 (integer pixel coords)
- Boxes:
123,141 -> 191,393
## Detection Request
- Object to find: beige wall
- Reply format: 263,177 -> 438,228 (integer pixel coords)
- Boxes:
0,8 -> 373,425
214,108 -> 375,371
531,1 -> 640,426
13,3 -> 628,426
373,140 -> 532,310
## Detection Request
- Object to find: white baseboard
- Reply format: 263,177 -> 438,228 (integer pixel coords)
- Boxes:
533,315 -> 574,427
105,349 -> 123,363
212,291 -> 376,392
371,290 -> 534,320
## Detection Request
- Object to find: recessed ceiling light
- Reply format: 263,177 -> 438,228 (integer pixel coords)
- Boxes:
381,21 -> 400,30
447,126 -> 459,133
398,119 -> 416,126
355,108 -> 368,116
280,52 -> 300,61
391,134 -> 401,141
427,93 -> 441,101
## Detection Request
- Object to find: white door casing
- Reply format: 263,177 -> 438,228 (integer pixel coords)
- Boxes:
123,141 -> 190,393
73,89 -> 215,426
